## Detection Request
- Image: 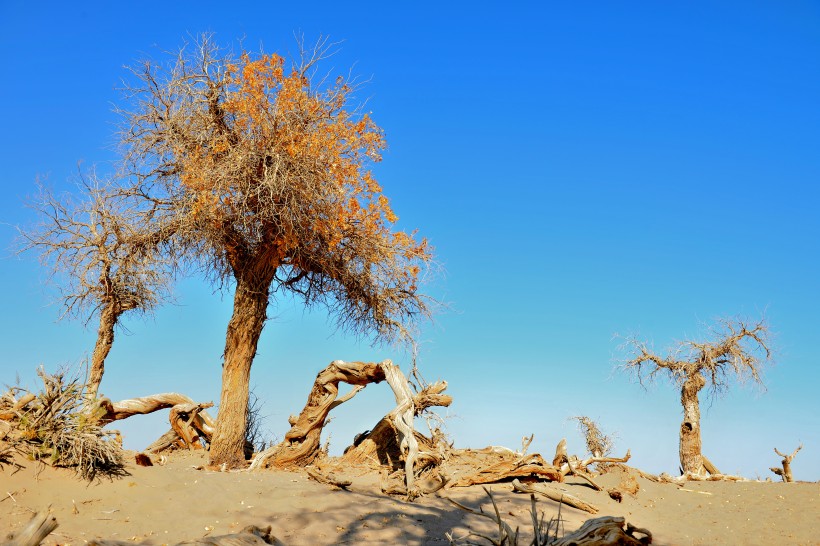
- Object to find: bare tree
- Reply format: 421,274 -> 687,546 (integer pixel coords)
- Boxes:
117,35 -> 434,467
19,176 -> 171,401
622,318 -> 771,476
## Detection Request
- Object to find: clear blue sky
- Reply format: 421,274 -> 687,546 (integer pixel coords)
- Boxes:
1,2 -> 818,480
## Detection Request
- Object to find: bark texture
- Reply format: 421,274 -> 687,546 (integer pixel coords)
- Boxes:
210,274 -> 272,468
87,303 -> 118,402
679,372 -> 706,475
5,512 -> 59,546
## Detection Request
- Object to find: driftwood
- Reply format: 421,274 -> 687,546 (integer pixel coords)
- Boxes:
250,359 -> 441,497
449,452 -> 562,488
770,444 -> 802,482
4,512 -> 59,546
249,360 -> 386,470
341,382 -> 451,468
0,393 -> 37,421
8,516 -> 285,546
702,455 -> 720,475
551,516 -> 651,546
512,478 -> 599,514
93,393 -> 216,453
306,467 -> 352,490
96,394 -> 216,433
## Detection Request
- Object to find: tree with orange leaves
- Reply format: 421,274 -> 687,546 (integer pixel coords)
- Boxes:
118,36 -> 434,467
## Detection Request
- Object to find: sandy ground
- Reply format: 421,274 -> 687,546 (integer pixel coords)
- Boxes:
1,451 -> 818,545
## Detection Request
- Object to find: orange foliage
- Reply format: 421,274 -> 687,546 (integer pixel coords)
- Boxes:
173,51 -> 428,284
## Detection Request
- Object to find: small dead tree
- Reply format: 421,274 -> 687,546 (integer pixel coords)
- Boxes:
770,444 -> 802,482
622,317 -> 771,476
19,176 -> 171,402
572,416 -> 614,459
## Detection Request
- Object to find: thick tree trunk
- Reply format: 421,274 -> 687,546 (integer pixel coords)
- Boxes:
209,275 -> 272,468
679,372 -> 706,475
87,303 -> 118,402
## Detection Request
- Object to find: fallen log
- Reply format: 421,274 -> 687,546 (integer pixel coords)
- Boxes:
512,478 -> 599,514
450,453 -> 562,487
551,516 -> 651,546
5,511 -> 59,546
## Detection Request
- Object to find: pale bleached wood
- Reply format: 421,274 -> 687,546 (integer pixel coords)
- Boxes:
551,516 -> 651,546
5,511 -> 59,546
512,478 -> 599,514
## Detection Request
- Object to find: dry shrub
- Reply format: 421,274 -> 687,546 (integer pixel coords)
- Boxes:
572,416 -> 614,458
0,368 -> 125,480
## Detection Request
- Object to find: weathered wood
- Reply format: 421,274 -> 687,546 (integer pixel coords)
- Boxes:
770,444 -> 802,482
178,525 -> 285,545
94,394 -> 216,433
306,467 -> 351,490
381,361 -> 421,496
551,516 -> 651,546
170,402 -> 214,449
553,438 -> 569,467
451,453 -> 562,487
146,429 -> 183,453
702,454 -> 720,475
0,393 -> 37,421
512,478 -> 599,514
87,525 -> 285,546
5,511 -> 59,546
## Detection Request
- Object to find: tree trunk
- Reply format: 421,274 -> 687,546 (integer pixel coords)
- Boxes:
86,303 -> 118,402
209,274 -> 272,468
679,372 -> 706,475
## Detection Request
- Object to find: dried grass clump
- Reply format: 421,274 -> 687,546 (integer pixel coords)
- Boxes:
572,416 -> 614,459
0,368 -> 125,480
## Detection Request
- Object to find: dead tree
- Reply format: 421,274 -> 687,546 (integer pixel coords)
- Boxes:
117,35 -> 434,467
249,360 -> 387,470
19,176 -> 171,402
250,359 -> 445,496
770,444 -> 802,482
622,317 -> 771,476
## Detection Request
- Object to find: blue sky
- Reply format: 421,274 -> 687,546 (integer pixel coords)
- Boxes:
1,2 -> 818,480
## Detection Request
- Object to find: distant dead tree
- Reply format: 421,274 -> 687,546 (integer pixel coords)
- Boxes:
117,35 -> 434,467
622,318 -> 771,476
19,176 -> 171,402
770,444 -> 802,482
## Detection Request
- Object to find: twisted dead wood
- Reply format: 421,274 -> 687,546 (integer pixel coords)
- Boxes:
770,444 -> 802,482
551,516 -> 651,546
512,478 -> 599,514
4,512 -> 59,546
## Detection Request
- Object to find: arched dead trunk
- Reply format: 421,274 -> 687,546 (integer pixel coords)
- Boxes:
250,360 -> 386,470
250,359 -> 447,496
94,393 -> 216,451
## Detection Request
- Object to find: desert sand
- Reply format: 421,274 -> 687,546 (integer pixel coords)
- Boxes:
1,450 -> 817,546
